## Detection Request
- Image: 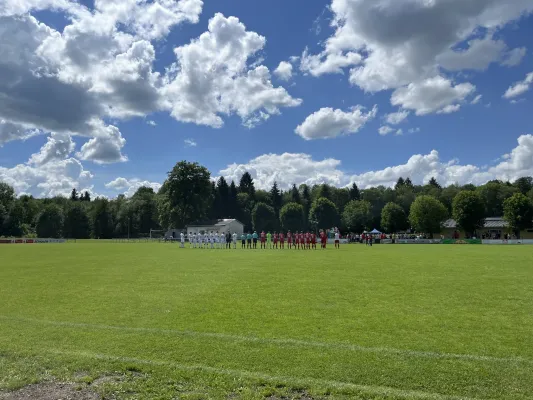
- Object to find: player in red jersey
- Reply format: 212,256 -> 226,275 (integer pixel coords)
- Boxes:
296,232 -> 301,249
260,231 -> 266,249
273,232 -> 278,249
287,231 -> 292,249
279,232 -> 285,249
304,232 -> 309,249
311,232 -> 317,249
320,230 -> 326,249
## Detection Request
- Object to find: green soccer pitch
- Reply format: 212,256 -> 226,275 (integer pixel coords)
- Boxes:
1,243 -> 532,400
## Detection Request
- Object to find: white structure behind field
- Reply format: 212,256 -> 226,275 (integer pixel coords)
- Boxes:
166,219 -> 244,239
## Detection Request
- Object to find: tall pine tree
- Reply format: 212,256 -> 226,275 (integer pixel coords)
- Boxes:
269,182 -> 282,219
239,172 -> 256,199
317,184 -> 332,201
228,181 -> 238,218
429,177 -> 441,189
349,183 -> 360,201
216,177 -> 230,217
301,184 -> 311,228
290,184 -> 301,204
395,177 -> 405,189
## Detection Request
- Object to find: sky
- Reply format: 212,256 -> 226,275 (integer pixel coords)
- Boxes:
1,0 -> 533,198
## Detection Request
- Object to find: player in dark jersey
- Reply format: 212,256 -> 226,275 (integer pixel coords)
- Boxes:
260,231 -> 266,249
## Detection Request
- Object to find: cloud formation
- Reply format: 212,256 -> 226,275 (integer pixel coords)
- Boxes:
300,0 -> 532,115
503,72 -> 533,99
161,13 -> 302,128
274,61 -> 294,81
219,134 -> 533,190
295,106 -> 377,140
105,177 -> 162,197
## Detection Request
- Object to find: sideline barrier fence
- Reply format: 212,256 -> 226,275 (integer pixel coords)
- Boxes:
395,239 -> 442,244
441,239 -> 481,244
482,239 -> 533,245
0,238 -> 68,244
327,238 -> 349,244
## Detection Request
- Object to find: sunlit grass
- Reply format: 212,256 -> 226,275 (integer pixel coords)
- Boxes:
1,243 -> 532,399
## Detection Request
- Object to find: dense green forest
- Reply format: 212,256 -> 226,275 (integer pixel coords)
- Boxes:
1,161 -> 533,238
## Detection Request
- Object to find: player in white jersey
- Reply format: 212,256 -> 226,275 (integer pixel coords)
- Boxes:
220,232 -> 226,248
189,233 -> 194,248
209,232 -> 214,249
232,232 -> 237,249
180,232 -> 185,248
203,233 -> 208,248
192,233 -> 197,248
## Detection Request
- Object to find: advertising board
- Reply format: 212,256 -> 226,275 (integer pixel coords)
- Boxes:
482,239 -> 533,245
327,238 -> 349,244
0,238 -> 66,244
396,239 -> 442,244
441,239 -> 482,244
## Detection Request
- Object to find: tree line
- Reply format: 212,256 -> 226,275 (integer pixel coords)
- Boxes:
1,161 -> 533,239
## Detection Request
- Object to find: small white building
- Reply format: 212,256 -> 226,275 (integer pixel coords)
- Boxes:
187,219 -> 244,236
166,219 -> 244,239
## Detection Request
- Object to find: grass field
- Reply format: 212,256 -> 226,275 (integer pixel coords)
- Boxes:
1,243 -> 532,400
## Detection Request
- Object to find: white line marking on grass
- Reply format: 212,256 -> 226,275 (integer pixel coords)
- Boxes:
1,315 -> 531,365
46,348 -> 478,400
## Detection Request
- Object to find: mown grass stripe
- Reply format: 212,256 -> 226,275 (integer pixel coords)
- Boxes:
46,348 -> 479,400
2,315 -> 530,365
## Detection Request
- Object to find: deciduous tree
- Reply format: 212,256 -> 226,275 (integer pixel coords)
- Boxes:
36,204 -> 64,238
381,202 -> 408,233
409,195 -> 448,238
280,202 -> 305,232
64,203 -> 90,238
309,197 -> 338,230
342,200 -> 372,232
158,161 -> 212,229
252,202 -> 277,232
503,193 -> 533,236
452,191 -> 485,236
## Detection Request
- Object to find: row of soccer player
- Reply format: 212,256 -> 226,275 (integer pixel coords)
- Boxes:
179,230 -> 341,249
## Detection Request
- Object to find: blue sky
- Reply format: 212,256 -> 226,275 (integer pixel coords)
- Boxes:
1,0 -> 533,197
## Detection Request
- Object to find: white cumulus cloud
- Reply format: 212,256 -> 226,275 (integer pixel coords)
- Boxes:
503,72 -> 533,99
76,122 -> 127,164
391,76 -> 475,115
219,153 -> 346,190
218,134 -> 533,191
295,106 -> 377,140
378,126 -> 394,136
105,177 -> 162,197
385,110 -> 409,125
302,0 -> 533,92
274,61 -> 293,81
28,132 -> 75,166
161,13 -> 302,129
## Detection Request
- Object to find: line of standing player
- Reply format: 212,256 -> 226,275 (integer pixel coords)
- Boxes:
258,230 -> 330,249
